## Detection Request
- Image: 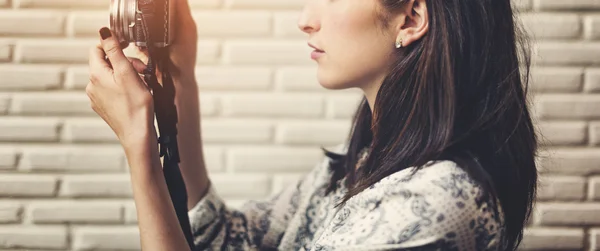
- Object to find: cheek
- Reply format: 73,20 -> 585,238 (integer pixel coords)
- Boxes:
316,5 -> 395,89
317,36 -> 394,90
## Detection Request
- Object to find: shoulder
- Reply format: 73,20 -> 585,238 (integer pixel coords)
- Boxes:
316,160 -> 504,251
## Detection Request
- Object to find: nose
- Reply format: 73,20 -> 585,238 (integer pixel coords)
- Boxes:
297,1 -> 320,34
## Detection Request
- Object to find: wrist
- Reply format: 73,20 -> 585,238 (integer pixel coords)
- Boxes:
171,70 -> 196,86
121,120 -> 157,154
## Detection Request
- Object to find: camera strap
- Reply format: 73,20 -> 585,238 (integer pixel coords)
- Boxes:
138,1 -> 195,250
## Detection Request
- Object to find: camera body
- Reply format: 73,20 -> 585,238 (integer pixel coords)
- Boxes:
110,0 -> 175,48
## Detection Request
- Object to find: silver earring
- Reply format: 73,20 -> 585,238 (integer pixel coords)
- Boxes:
395,38 -> 403,48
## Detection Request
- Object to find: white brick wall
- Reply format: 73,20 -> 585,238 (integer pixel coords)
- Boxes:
0,0 -> 597,250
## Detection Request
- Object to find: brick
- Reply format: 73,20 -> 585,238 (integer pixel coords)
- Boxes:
200,93 -> 219,116
0,118 -> 60,142
520,228 -> 583,250
190,0 -> 222,8
531,67 -> 583,93
194,11 -> 271,37
62,118 -> 118,143
72,226 -> 140,250
225,0 -> 304,9
537,43 -> 600,65
65,66 -> 89,90
276,67 -> 321,91
589,177 -> 600,200
210,173 -> 271,199
537,95 -> 600,119
588,228 -> 600,251
585,15 -> 600,40
0,202 -> 22,223
67,11 -> 107,37
123,202 -> 137,224
274,12 -> 304,38
326,94 -> 364,119
0,10 -> 64,36
0,65 -> 62,91
202,119 -> 273,143
536,0 -> 600,10
536,203 -> 600,226
537,122 -> 587,146
204,146 -> 225,172
521,13 -> 581,39
275,121 -> 350,145
195,66 -> 272,90
0,174 -> 57,197
592,122 -> 600,145
10,92 -> 94,116
223,40 -> 312,65
197,40 -> 221,65
538,148 -> 600,175
0,147 -> 18,170
222,94 -> 323,118
59,175 -> 132,198
19,147 -> 125,172
0,94 -> 10,114
16,0 -> 109,9
0,40 -> 11,61
228,146 -> 323,172
585,68 -> 600,93
0,226 -> 67,249
537,176 -> 585,201
16,39 -> 95,63
513,0 -> 533,11
29,201 -> 121,224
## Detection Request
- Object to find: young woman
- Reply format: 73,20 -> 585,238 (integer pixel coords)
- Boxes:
86,0 -> 538,250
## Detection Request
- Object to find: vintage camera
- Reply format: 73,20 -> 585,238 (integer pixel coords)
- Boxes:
109,0 -> 175,48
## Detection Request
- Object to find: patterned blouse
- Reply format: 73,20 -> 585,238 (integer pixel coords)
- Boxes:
187,145 -> 504,251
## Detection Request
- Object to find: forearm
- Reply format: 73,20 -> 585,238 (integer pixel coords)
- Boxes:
173,74 -> 211,210
123,130 -> 191,251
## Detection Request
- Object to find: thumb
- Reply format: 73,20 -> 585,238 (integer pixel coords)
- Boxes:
128,57 -> 148,74
99,27 -> 133,74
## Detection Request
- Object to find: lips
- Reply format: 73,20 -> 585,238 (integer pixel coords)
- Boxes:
308,42 -> 324,52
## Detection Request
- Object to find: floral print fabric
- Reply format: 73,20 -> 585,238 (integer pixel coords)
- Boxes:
187,146 -> 504,251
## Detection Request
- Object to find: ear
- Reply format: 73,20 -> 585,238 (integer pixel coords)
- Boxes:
393,0 -> 429,48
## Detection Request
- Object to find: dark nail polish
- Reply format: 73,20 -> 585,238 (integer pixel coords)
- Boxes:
99,27 -> 112,40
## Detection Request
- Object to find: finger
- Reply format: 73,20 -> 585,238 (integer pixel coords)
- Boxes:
98,27 -> 134,74
131,46 -> 149,64
88,45 -> 112,82
128,57 -> 147,74
89,44 -> 110,71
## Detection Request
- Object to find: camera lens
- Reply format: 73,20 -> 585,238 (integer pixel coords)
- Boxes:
109,0 -> 136,46
109,0 -> 173,48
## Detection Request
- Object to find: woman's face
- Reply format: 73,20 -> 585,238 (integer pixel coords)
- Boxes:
298,0 -> 398,91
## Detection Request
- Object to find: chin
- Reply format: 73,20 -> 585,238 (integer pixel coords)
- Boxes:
317,69 -> 354,90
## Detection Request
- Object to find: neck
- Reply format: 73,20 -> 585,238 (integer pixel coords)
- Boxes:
360,74 -> 386,114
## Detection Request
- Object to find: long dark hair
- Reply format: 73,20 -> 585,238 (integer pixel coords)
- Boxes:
322,0 -> 537,250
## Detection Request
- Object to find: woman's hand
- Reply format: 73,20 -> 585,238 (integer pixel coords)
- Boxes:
87,27 -> 156,147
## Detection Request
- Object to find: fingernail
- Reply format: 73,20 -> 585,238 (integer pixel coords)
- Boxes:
99,27 -> 112,40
